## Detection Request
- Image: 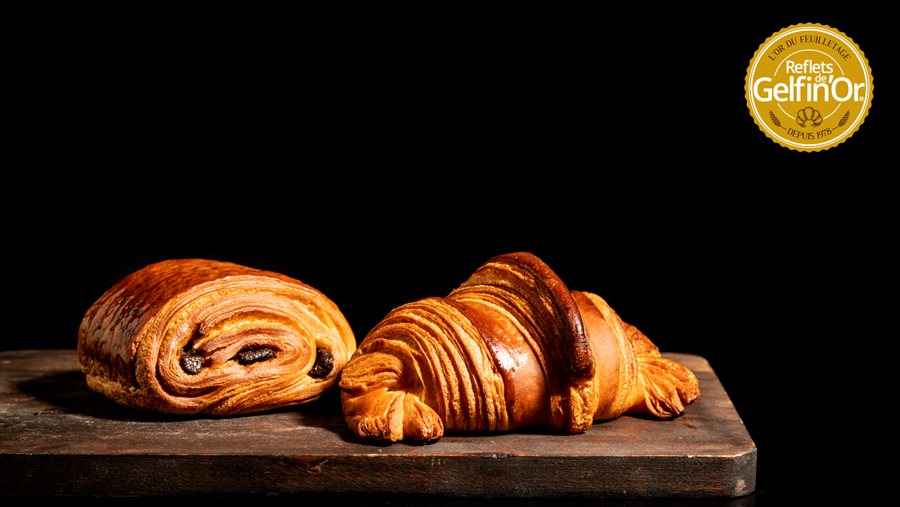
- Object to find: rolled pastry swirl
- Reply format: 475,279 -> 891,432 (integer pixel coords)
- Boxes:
340,252 -> 699,442
78,259 -> 356,416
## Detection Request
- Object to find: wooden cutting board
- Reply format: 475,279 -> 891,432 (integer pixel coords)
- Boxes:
0,350 -> 755,498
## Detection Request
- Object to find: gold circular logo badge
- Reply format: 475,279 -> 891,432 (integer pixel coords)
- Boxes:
746,23 -> 873,152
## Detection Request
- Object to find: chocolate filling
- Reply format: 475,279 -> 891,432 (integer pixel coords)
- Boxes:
236,347 -> 276,366
308,348 -> 334,378
180,354 -> 205,375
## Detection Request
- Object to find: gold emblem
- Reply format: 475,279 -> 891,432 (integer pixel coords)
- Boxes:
746,23 -> 873,151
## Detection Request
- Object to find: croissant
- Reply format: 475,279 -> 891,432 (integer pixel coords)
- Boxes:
340,252 -> 699,442
78,259 -> 356,416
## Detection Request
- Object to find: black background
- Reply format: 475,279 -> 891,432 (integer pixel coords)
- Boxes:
6,6 -> 890,505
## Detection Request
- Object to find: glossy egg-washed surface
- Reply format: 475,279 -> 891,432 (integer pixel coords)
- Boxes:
78,259 -> 355,416
340,252 -> 700,442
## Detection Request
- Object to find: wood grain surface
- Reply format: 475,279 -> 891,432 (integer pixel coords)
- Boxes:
0,350 -> 755,498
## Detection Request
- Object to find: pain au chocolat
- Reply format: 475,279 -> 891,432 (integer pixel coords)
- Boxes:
78,259 -> 356,416
339,252 -> 699,442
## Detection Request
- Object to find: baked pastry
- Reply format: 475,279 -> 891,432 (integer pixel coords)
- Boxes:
340,252 -> 699,442
78,259 -> 356,415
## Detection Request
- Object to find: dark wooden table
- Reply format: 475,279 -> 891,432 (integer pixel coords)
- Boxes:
0,350 -> 755,499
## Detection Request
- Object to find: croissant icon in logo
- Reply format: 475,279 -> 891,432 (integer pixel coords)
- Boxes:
746,23 -> 873,152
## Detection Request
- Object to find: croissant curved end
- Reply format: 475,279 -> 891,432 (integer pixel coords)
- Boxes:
621,320 -> 700,418
339,348 -> 445,442
340,388 -> 444,442
630,353 -> 701,418
578,292 -> 700,420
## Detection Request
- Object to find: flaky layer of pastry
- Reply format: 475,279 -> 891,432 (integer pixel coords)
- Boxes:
78,259 -> 355,415
340,252 -> 699,442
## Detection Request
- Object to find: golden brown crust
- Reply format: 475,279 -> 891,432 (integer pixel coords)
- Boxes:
443,296 -> 549,430
453,252 -> 596,433
340,252 -> 699,442
78,259 -> 356,416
